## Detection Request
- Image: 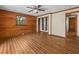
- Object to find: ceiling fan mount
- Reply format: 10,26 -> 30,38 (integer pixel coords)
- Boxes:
27,5 -> 47,13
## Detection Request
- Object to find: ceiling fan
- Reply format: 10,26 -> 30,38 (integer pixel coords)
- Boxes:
26,5 -> 47,13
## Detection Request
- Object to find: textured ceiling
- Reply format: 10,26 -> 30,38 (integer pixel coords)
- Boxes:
0,5 -> 79,16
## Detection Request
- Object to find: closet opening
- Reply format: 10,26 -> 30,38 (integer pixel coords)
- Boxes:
65,13 -> 77,38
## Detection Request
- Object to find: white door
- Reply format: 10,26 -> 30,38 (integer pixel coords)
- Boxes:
40,17 -> 48,32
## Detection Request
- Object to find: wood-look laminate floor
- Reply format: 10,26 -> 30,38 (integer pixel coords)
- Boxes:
0,32 -> 79,54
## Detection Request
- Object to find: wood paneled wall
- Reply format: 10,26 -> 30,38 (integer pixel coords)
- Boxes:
0,9 -> 37,38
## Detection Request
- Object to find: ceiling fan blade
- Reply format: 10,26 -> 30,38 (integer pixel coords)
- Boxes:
38,5 -> 41,8
36,12 -> 38,13
39,8 -> 48,10
27,7 -> 33,9
28,10 -> 33,12
38,9 -> 45,11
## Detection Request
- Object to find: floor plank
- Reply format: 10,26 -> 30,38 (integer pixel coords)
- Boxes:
0,32 -> 79,54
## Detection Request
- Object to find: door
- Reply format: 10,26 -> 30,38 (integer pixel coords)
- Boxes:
39,17 -> 48,32
66,15 -> 77,37
69,17 -> 76,32
38,18 -> 40,32
44,17 -> 48,31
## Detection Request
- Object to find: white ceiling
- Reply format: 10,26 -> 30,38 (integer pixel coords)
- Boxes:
0,5 -> 79,16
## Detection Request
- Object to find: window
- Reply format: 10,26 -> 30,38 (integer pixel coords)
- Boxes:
16,16 -> 26,25
42,18 -> 44,30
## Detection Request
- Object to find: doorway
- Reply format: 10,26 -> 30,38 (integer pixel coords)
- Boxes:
66,14 -> 77,38
38,17 -> 48,32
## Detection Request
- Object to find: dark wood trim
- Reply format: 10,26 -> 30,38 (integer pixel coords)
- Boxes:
0,9 -> 36,17
49,34 -> 66,39
66,11 -> 79,14
65,13 -> 67,37
75,15 -> 77,36
38,6 -> 79,17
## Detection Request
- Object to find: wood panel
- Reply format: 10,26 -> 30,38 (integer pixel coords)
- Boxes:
0,9 -> 37,38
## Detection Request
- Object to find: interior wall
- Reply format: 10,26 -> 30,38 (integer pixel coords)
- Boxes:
48,14 -> 52,35
0,9 -> 36,38
66,16 -> 69,32
51,8 -> 79,37
77,13 -> 79,36
52,12 -> 65,37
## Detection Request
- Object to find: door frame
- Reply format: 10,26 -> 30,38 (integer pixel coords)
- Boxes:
37,18 -> 40,32
65,13 -> 77,37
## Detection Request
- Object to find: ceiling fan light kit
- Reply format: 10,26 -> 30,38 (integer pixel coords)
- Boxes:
27,5 -> 47,13
34,9 -> 38,13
